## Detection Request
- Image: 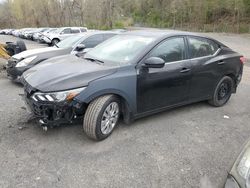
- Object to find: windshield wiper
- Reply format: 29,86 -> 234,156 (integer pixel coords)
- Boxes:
84,57 -> 104,64
54,43 -> 59,48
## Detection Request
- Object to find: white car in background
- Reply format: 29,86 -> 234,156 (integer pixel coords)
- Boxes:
43,27 -> 88,46
32,28 -> 51,41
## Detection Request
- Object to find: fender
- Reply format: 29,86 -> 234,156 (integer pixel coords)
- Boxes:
75,88 -> 136,114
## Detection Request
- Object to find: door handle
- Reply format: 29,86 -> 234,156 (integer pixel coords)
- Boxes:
180,68 -> 191,73
218,60 -> 225,65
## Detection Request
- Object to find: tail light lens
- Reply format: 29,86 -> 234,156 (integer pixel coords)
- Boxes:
240,56 -> 247,64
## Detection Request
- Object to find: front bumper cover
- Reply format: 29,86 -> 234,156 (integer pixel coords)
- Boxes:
23,82 -> 86,126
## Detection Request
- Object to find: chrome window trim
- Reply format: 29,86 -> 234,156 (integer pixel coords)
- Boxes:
187,48 -> 221,61
161,48 -> 221,65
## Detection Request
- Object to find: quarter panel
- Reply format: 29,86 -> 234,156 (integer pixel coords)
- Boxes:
188,52 -> 242,100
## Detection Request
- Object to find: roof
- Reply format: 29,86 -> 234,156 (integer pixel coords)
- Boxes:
121,30 -> 207,39
75,30 -> 119,37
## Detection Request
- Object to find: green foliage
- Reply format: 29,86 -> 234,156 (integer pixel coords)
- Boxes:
0,0 -> 249,33
113,21 -> 125,29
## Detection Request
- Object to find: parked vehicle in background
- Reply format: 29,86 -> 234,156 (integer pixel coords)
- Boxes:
224,139 -> 250,188
0,29 -> 14,35
25,28 -> 49,40
0,40 -> 27,59
12,29 -> 21,37
23,29 -> 37,39
34,28 -> 55,42
37,28 -> 58,43
43,27 -> 88,46
6,31 -> 117,82
22,30 -> 244,141
18,28 -> 34,38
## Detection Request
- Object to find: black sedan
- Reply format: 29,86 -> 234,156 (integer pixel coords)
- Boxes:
6,31 -> 117,82
22,30 -> 245,141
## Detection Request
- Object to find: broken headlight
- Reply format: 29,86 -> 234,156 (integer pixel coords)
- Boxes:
32,87 -> 86,102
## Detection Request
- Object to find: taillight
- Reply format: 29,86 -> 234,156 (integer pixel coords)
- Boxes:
240,56 -> 247,64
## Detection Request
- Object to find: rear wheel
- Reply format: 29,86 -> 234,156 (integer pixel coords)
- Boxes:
208,76 -> 234,107
83,95 -> 120,141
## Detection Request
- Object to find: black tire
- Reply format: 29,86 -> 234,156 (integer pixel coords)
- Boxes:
83,95 -> 120,141
51,38 -> 60,46
208,76 -> 234,107
16,40 -> 27,52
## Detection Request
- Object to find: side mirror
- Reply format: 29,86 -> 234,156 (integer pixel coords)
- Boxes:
76,44 -> 86,51
74,48 -> 91,57
144,57 -> 165,68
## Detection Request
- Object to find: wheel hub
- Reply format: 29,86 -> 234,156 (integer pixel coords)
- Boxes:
218,83 -> 229,99
101,102 -> 119,135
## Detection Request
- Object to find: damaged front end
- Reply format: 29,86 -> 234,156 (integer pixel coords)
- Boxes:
23,81 -> 87,128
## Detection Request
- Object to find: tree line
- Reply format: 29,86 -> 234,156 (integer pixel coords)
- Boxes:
0,0 -> 249,33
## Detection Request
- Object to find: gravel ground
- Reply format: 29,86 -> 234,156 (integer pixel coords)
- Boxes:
0,33 -> 250,188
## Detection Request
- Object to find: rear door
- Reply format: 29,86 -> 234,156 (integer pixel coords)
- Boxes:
187,36 -> 221,101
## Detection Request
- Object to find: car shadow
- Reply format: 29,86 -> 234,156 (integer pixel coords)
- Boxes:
18,100 -> 214,144
127,101 -> 211,127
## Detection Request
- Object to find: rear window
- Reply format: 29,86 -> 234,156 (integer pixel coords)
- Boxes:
188,37 -> 219,58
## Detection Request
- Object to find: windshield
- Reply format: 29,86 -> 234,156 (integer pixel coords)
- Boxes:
85,35 -> 155,64
57,35 -> 83,48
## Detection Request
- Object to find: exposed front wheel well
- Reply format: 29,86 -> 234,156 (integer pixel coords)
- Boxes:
86,94 -> 133,125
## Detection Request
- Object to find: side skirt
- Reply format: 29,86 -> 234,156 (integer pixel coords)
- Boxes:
133,97 -> 211,120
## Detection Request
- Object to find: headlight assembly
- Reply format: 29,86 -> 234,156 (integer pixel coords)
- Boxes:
16,56 -> 37,67
32,87 -> 86,102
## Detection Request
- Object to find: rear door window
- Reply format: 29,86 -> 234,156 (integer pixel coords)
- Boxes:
188,37 -> 219,58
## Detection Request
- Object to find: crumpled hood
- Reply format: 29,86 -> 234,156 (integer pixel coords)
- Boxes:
23,54 -> 117,92
13,47 -> 68,60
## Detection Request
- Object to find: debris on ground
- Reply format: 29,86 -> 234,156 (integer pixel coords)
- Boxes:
18,126 -> 27,130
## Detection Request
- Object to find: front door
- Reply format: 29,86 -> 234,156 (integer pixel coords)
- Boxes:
137,37 -> 192,113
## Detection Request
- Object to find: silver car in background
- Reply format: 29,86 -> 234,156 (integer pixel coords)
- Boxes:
43,27 -> 88,46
